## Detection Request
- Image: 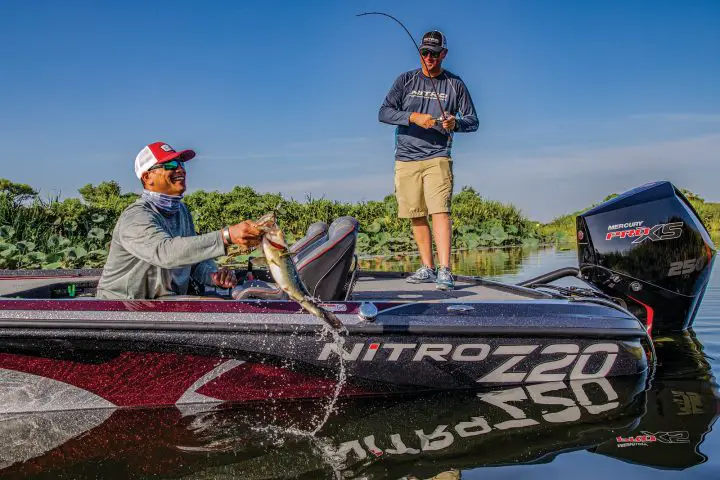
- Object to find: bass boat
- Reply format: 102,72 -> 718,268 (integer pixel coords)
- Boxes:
0,181 -> 715,411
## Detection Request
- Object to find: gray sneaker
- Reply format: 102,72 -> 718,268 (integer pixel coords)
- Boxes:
436,267 -> 455,290
406,265 -> 437,284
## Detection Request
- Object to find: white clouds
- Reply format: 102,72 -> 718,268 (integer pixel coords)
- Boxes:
223,131 -> 720,222
455,133 -> 720,221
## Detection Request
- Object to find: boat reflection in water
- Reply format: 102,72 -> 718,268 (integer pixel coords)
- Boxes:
0,331 -> 717,479
592,330 -> 718,470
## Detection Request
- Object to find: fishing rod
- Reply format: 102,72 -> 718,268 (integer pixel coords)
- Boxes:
356,11 -> 449,124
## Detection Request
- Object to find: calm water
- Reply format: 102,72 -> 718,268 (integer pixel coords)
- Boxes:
1,246 -> 718,479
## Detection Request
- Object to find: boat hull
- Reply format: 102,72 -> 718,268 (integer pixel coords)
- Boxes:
0,328 -> 649,412
0,293 -> 652,411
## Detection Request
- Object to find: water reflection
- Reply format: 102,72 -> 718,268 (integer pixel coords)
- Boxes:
0,330 -> 716,479
359,246 -> 541,277
592,330 -> 718,469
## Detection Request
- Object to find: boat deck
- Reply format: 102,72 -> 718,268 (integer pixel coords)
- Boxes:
0,270 -> 540,302
351,272 -> 534,302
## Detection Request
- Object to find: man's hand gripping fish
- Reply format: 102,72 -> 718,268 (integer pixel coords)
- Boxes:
255,213 -> 344,330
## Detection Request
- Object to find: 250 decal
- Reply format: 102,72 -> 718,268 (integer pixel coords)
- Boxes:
319,342 -> 620,383
667,256 -> 706,277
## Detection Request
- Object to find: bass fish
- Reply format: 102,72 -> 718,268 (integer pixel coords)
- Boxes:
256,213 -> 344,330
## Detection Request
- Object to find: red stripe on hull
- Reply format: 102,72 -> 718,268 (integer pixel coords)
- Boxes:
0,352 -> 366,407
0,298 -> 400,314
198,362 -> 366,401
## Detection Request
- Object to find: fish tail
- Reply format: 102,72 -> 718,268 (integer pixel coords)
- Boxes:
303,300 -> 344,330
320,309 -> 344,330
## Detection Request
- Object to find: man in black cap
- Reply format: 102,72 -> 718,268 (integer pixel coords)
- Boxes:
379,30 -> 479,290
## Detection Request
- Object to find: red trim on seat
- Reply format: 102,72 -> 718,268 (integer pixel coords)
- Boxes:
289,230 -> 327,254
297,228 -> 356,271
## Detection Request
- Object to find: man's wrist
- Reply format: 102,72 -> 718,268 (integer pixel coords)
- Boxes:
222,226 -> 232,246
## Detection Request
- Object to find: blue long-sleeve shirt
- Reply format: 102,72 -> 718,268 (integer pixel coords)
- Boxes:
379,68 -> 478,161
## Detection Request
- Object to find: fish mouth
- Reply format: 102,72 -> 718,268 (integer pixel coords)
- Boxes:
266,238 -> 286,250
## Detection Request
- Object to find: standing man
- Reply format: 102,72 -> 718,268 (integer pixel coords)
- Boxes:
379,30 -> 479,290
96,141 -> 263,300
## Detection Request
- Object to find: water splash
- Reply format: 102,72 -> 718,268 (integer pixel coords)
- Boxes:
310,325 -> 348,435
251,322 -> 348,438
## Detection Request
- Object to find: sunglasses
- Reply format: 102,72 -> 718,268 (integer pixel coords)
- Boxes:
149,160 -> 185,172
420,49 -> 442,58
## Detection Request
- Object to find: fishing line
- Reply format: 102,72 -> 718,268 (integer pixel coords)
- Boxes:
357,11 -> 449,122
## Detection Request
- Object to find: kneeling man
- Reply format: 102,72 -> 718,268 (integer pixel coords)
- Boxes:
96,141 -> 262,300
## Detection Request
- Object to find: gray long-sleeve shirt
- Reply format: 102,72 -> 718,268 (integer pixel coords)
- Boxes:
379,68 -> 478,161
96,197 -> 225,299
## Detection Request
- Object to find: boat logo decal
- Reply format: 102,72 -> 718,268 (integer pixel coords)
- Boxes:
318,342 -> 619,383
319,303 -> 348,312
616,431 -> 689,448
616,434 -> 657,447
607,221 -> 644,231
604,221 -> 683,243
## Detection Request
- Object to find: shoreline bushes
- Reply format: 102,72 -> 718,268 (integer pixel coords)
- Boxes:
1,179 -> 717,269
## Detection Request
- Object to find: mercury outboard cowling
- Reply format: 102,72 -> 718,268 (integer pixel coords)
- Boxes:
577,181 -> 716,334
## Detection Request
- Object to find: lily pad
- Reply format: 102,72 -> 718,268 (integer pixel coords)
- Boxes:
88,228 -> 106,240
16,241 -> 36,253
64,246 -> 87,259
0,226 -> 15,240
365,220 -> 382,234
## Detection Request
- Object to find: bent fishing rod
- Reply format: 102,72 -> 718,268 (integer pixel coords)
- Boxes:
357,11 -> 449,124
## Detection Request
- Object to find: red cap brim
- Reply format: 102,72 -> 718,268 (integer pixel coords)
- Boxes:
159,149 -> 196,163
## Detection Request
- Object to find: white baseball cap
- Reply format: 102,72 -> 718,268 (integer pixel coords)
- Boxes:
134,141 -> 196,179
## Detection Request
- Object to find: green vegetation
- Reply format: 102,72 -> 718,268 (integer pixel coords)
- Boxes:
683,189 -> 720,236
0,180 -> 544,269
1,178 -> 717,270
0,181 -> 136,269
185,185 -> 542,260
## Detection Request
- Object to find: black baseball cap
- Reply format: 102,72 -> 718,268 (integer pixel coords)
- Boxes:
420,30 -> 447,52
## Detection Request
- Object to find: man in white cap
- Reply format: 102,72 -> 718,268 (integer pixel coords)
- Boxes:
96,141 -> 262,299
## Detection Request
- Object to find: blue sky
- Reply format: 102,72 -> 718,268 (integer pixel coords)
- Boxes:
1,0 -> 718,221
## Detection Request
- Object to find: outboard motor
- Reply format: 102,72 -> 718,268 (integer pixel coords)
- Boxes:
577,181 -> 716,334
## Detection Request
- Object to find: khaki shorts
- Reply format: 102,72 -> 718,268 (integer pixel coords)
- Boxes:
394,157 -> 453,218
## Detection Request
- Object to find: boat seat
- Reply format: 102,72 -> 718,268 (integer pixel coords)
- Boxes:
296,216 -> 359,300
289,221 -> 328,260
232,216 -> 359,301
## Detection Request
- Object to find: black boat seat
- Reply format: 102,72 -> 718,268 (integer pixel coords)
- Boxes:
296,216 -> 359,300
232,216 -> 359,301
